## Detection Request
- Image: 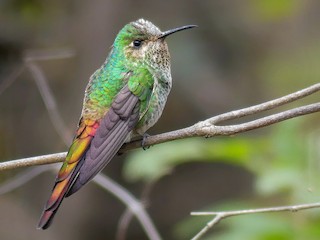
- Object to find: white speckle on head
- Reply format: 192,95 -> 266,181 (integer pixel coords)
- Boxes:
132,19 -> 162,37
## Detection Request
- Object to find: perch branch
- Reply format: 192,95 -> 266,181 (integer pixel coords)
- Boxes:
1,83 -> 319,170
0,152 -> 66,171
121,83 -> 320,151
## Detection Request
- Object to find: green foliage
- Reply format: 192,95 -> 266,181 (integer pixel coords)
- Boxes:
123,137 -> 262,182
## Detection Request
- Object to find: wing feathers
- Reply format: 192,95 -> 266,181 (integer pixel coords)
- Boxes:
66,85 -> 140,196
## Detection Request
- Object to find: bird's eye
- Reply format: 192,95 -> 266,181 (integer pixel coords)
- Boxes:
133,39 -> 142,48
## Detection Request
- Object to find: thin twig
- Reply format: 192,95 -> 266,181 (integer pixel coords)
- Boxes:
25,61 -> 72,145
190,202 -> 320,240
0,165 -> 54,195
24,48 -> 76,62
93,174 -> 162,240
208,83 -> 320,123
0,64 -> 25,96
116,180 -> 156,240
116,209 -> 135,240
207,102 -> 320,136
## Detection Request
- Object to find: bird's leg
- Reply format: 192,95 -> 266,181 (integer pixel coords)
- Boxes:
117,133 -> 150,155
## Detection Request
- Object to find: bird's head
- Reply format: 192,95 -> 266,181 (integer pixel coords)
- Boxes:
113,19 -> 196,71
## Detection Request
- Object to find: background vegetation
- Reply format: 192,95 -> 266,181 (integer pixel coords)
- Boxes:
0,0 -> 319,239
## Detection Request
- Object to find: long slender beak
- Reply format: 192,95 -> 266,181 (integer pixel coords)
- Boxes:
158,24 -> 197,39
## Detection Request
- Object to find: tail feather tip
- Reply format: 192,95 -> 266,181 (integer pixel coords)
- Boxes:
37,210 -> 54,230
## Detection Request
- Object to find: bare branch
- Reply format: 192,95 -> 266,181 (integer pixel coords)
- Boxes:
190,202 -> 320,240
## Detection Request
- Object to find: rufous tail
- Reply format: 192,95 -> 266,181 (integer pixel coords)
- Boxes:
37,119 -> 99,229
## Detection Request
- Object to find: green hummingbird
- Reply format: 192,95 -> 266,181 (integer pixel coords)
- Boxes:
38,19 -> 196,229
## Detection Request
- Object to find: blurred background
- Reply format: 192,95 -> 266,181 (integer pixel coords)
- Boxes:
0,0 -> 320,239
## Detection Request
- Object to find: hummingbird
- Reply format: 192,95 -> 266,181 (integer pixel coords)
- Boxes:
37,19 -> 196,229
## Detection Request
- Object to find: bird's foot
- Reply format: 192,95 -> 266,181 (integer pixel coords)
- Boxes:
141,133 -> 151,150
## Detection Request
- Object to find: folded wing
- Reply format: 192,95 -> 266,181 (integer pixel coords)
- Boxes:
66,85 -> 140,195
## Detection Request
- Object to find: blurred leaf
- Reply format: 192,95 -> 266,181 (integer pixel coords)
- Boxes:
5,0 -> 44,21
123,139 -> 204,182
252,120 -> 316,200
249,0 -> 302,21
123,137 -> 265,182
256,167 -> 301,195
